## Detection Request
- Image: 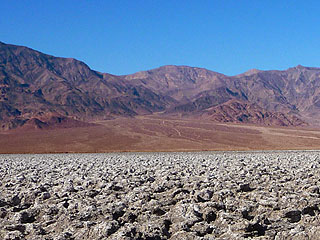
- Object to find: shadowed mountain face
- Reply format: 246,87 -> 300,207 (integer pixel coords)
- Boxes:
0,42 -> 172,129
201,100 -> 306,126
1,41 -> 319,130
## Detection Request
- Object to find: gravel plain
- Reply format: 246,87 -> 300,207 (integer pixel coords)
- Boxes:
1,151 -> 320,239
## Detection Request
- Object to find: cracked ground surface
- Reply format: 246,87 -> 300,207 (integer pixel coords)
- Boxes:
1,151 -> 320,239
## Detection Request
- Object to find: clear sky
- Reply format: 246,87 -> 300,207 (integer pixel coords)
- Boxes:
1,0 -> 320,76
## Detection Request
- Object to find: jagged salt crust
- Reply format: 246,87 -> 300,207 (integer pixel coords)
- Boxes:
1,151 -> 320,239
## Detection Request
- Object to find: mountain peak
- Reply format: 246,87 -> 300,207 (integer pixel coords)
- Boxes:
295,64 -> 305,69
235,68 -> 262,77
157,65 -> 209,72
287,65 -> 320,72
244,68 -> 261,74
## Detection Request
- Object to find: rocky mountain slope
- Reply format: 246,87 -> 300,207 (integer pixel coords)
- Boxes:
201,100 -> 306,126
2,41 -> 320,130
0,42 -> 172,130
125,65 -> 320,122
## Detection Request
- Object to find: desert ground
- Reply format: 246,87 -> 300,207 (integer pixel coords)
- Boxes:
1,151 -> 320,239
1,116 -> 320,154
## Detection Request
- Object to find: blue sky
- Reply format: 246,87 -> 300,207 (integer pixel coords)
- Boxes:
1,0 -> 320,75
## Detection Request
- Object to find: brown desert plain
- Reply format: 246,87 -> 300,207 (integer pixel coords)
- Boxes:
2,115 -> 320,154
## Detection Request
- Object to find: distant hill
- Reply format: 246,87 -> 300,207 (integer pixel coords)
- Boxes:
3,41 -> 320,130
0,41 -> 172,130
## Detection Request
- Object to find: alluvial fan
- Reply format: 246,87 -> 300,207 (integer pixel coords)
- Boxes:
1,151 -> 320,239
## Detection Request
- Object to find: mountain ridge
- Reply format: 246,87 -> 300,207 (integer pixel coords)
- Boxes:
2,41 -> 320,130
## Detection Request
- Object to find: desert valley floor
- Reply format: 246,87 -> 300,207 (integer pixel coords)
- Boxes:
1,116 -> 320,154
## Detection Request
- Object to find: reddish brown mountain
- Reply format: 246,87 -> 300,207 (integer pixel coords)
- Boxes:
18,114 -> 96,131
201,100 -> 306,126
2,41 -> 320,129
0,41 -> 172,129
124,65 -> 318,118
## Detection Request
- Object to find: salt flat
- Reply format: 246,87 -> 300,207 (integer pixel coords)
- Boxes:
1,151 -> 320,239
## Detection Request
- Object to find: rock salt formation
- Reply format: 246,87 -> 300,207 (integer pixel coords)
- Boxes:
1,151 -> 320,239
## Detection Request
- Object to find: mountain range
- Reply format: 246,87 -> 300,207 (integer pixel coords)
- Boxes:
1,41 -> 320,130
